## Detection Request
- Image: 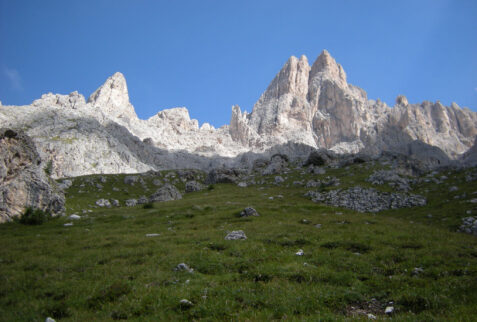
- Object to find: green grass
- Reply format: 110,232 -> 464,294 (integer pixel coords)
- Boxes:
1,164 -> 477,321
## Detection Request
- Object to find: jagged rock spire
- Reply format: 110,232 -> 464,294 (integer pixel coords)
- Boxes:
88,72 -> 137,120
310,50 -> 347,87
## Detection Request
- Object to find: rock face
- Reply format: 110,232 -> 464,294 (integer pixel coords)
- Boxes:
0,50 -> 475,178
0,128 -> 65,222
229,50 -> 477,158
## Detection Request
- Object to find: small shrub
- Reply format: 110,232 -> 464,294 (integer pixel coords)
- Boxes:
18,207 -> 51,225
44,160 -> 53,176
207,184 -> 215,191
143,202 -> 154,209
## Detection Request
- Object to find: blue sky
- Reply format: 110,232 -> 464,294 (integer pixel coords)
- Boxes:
1,0 -> 476,127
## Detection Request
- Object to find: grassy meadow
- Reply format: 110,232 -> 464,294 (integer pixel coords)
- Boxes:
1,162 -> 477,321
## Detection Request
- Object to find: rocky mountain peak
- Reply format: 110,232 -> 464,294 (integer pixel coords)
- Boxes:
87,72 -> 137,120
310,50 -> 347,87
396,95 -> 409,107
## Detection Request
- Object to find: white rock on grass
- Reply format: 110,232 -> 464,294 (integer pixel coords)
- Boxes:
295,249 -> 304,256
125,199 -> 137,207
145,233 -> 160,237
64,222 -> 73,227
174,263 -> 194,273
95,199 -> 111,207
69,214 -> 81,220
385,306 -> 394,314
45,318 -> 56,322
225,230 -> 247,240
179,299 -> 193,307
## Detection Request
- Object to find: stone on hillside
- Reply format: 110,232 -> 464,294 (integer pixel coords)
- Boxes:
225,230 -> 247,240
58,179 -> 73,190
237,182 -> 247,188
149,183 -> 182,202
125,199 -> 137,207
459,216 -> 477,236
179,299 -> 193,307
124,176 -> 139,185
306,180 -> 321,188
307,165 -> 326,175
306,186 -> 426,213
240,207 -> 259,217
0,128 -> 65,222
95,199 -> 111,207
185,180 -> 204,193
275,176 -> 285,184
304,149 -> 335,166
262,154 -> 288,175
111,199 -> 119,206
153,179 -> 162,186
385,306 -> 394,315
45,318 -> 56,322
174,263 -> 194,273
69,214 -> 81,220
295,249 -> 304,256
137,196 -> 148,204
367,170 -> 411,191
205,168 -> 241,184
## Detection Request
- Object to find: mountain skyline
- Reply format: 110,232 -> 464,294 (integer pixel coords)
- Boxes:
1,0 -> 477,127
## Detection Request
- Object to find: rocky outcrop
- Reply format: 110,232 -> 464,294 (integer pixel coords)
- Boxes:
149,183 -> 182,202
87,72 -> 138,121
306,186 -> 426,213
462,137 -> 477,166
0,128 -> 65,222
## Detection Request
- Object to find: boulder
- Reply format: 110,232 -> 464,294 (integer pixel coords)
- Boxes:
185,181 -> 204,193
0,129 -> 65,223
205,168 -> 241,184
262,154 -> 288,175
304,149 -> 336,167
240,207 -> 259,217
95,199 -> 111,207
225,230 -> 247,240
149,183 -> 182,202
125,199 -> 137,207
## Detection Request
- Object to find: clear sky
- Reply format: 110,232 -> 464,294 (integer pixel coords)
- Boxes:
1,0 -> 476,127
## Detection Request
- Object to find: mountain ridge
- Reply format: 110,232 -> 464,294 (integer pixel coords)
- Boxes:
0,50 -> 476,178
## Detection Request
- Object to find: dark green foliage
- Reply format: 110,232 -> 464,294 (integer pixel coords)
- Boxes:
44,160 -> 53,176
207,184 -> 215,190
143,202 -> 154,209
18,207 -> 51,225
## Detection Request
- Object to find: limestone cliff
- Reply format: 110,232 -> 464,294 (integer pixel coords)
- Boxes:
0,50 -> 475,178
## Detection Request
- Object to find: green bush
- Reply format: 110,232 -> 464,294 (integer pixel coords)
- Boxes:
44,160 -> 53,176
18,207 -> 52,225
143,202 -> 154,209
207,184 -> 215,191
